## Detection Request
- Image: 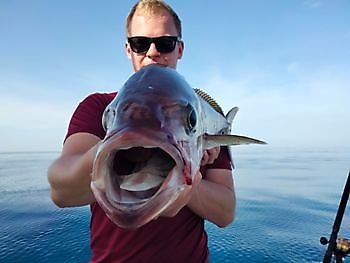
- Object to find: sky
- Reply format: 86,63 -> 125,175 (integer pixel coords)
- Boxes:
0,0 -> 349,152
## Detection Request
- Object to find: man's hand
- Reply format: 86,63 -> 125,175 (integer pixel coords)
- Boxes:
156,171 -> 202,218
152,146 -> 221,219
200,146 -> 220,166
48,133 -> 101,207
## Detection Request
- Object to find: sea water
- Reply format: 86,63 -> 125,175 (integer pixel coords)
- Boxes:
0,147 -> 349,262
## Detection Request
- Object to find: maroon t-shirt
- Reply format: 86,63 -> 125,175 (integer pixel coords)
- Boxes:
66,93 -> 232,263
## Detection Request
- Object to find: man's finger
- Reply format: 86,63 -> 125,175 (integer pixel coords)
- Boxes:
201,152 -> 209,166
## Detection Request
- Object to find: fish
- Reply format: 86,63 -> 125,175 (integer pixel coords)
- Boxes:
91,64 -> 266,228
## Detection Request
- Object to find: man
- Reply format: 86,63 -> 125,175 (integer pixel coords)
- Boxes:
48,0 -> 235,262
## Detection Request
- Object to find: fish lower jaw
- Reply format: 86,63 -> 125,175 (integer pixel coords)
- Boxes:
102,184 -> 187,228
106,166 -> 183,207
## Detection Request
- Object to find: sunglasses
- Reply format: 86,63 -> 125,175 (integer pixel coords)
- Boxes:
127,36 -> 180,54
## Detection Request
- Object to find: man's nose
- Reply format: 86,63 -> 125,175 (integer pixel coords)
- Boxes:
146,42 -> 160,57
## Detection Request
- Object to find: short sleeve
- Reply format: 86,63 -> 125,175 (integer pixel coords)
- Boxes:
65,92 -> 116,142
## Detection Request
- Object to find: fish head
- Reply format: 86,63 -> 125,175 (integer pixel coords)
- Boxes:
91,65 -> 206,228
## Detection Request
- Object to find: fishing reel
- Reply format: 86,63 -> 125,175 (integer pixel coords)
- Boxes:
321,236 -> 350,262
320,172 -> 350,263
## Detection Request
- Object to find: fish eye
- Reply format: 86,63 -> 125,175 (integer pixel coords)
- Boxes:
186,105 -> 197,134
102,108 -> 116,131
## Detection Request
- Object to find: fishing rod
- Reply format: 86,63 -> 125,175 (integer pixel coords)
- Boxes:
320,171 -> 350,263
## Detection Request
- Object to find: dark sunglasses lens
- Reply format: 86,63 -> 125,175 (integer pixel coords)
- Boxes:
154,37 -> 177,53
129,37 -> 151,53
129,36 -> 178,54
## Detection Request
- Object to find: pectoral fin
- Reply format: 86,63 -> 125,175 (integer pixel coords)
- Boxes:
203,134 -> 267,149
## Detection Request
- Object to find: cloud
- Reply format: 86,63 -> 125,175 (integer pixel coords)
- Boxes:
198,64 -> 350,148
303,0 -> 323,8
286,61 -> 300,75
0,69 -> 120,152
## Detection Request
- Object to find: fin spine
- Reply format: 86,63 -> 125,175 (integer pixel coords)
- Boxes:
194,88 -> 224,116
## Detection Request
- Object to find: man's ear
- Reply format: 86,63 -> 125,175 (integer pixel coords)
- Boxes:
177,41 -> 184,59
125,42 -> 132,59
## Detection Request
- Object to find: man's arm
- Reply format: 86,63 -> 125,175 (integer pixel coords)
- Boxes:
187,169 -> 235,228
158,147 -> 236,227
47,133 -> 100,207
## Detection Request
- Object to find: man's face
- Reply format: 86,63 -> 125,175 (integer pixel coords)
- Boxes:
126,9 -> 184,72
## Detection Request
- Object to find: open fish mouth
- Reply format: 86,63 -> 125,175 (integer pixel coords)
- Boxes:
106,146 -> 177,205
91,129 -> 188,211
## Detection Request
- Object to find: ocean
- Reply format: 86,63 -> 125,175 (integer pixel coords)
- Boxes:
0,146 -> 349,262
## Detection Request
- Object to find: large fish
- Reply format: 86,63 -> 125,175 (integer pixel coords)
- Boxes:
91,65 -> 266,228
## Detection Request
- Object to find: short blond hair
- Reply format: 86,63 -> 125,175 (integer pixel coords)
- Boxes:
126,0 -> 182,38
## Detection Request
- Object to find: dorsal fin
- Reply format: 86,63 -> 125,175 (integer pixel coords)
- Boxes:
194,88 -> 224,116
